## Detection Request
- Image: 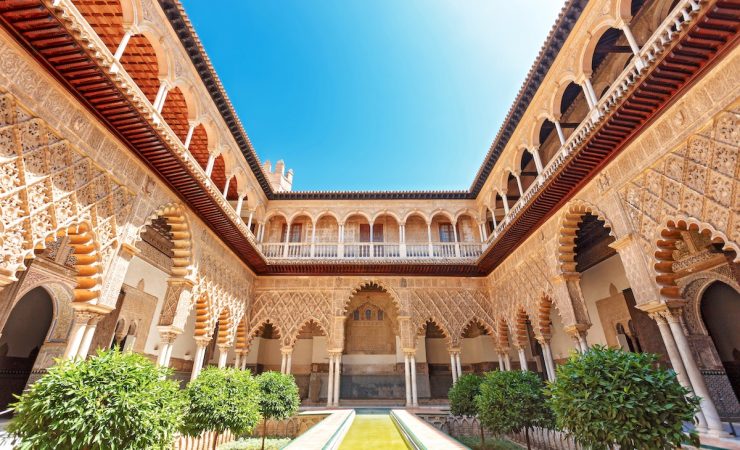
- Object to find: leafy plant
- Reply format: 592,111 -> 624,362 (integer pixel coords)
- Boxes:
449,373 -> 485,443
256,371 -> 300,450
218,437 -> 292,450
547,345 -> 700,450
7,349 -> 184,450
476,370 -> 552,450
182,367 -> 261,450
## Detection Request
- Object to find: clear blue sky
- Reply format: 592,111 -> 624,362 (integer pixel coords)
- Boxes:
180,0 -> 564,191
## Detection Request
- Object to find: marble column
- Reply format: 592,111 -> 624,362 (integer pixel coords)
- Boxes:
63,310 -> 94,360
76,313 -> 104,360
327,354 -> 335,407
333,353 -> 342,407
410,354 -> 418,407
404,354 -> 412,407
538,338 -> 556,381
217,345 -> 229,368
503,352 -> 511,371
497,353 -> 505,371
455,352 -> 462,378
665,308 -> 726,436
156,328 -> 179,367
517,347 -> 528,371
650,311 -> 708,430
191,339 -> 209,381
450,352 -> 458,383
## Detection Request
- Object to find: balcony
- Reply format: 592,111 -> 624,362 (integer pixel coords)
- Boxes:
257,241 -> 485,261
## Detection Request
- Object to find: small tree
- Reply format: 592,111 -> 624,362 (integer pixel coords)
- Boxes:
449,373 -> 485,443
182,367 -> 261,450
476,370 -> 552,450
7,349 -> 184,450
547,345 -> 700,450
256,371 -> 300,450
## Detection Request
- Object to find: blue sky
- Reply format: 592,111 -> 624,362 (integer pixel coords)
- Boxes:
180,1 -> 564,191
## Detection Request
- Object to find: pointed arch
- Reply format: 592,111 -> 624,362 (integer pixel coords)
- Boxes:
513,308 -> 532,349
289,318 -> 329,348
416,317 -> 452,345
215,306 -> 233,347
193,292 -> 212,339
247,319 -> 284,350
141,203 -> 194,279
460,317 -> 495,339
344,280 -> 403,316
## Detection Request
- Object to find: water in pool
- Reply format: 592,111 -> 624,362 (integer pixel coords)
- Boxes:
338,409 -> 409,449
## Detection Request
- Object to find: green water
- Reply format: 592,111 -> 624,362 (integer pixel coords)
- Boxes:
338,414 -> 409,450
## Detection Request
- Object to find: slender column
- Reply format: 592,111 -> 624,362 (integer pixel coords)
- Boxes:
369,223 -> 374,258
503,353 -> 511,371
310,222 -> 317,257
338,224 -> 345,258
246,210 -> 254,230
327,354 -> 335,407
540,339 -> 556,381
451,222 -> 460,257
427,223 -> 433,257
621,22 -> 641,55
191,340 -> 209,381
455,353 -> 462,377
77,314 -> 104,359
241,352 -> 248,371
156,329 -> 179,367
113,29 -> 133,61
235,195 -> 245,216
517,347 -> 528,371
531,147 -> 544,174
501,194 -> 510,214
222,177 -> 232,198
280,352 -> 287,374
665,308 -> 725,436
217,345 -> 229,368
183,122 -> 197,149
205,153 -> 217,177
399,224 -> 406,257
450,352 -> 458,383
514,175 -> 524,197
333,353 -> 341,406
650,312 -> 708,430
497,353 -> 505,371
411,354 -> 418,407
283,223 -> 291,258
404,354 -> 412,407
63,310 -> 93,360
479,223 -> 487,242
581,79 -> 597,109
491,213 -> 498,230
286,351 -> 292,375
553,120 -> 566,145
153,82 -> 169,113
234,353 -> 242,370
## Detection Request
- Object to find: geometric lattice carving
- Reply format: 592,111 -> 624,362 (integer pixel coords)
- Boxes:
250,290 -> 332,347
0,91 -> 133,301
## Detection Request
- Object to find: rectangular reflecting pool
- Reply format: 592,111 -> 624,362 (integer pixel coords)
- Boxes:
338,410 -> 409,450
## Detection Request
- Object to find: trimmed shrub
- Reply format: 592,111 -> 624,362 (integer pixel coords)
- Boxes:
182,367 -> 261,450
7,349 -> 184,450
476,370 -> 552,450
256,371 -> 300,450
547,345 -> 700,450
449,373 -> 485,442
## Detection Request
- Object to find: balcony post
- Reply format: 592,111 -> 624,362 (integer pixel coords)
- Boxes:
310,222 -> 317,257
501,193 -> 510,214
246,210 -> 254,231
452,222 -> 460,257
531,146 -> 544,174
235,194 -> 245,216
113,28 -> 133,61
205,153 -> 217,177
514,174 -> 524,197
183,121 -> 197,149
427,222 -> 433,257
553,120 -> 566,145
283,223 -> 291,258
399,224 -> 406,257
153,80 -> 170,113
222,176 -> 232,198
619,21 -> 646,70
338,223 -> 345,258
369,223 -> 374,258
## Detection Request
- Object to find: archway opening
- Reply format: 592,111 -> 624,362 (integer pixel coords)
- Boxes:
373,214 -> 400,257
519,150 -> 537,193
160,87 -> 191,143
422,320 -> 450,400
461,321 -> 496,375
249,322 -> 281,375
293,320 -> 328,405
0,287 -> 54,409
342,284 -> 401,400
700,282 -> 740,403
314,214 -> 340,258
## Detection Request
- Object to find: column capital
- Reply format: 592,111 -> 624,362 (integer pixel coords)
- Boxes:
402,349 -> 417,357
165,277 -> 195,289
157,326 -> 181,344
194,336 -> 211,347
534,334 -> 551,344
280,346 -> 294,356
119,242 -> 140,258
